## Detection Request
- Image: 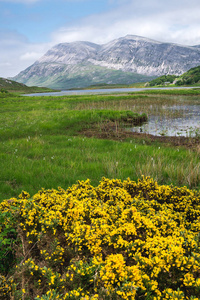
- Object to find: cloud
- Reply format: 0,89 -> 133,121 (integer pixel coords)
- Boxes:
20,51 -> 42,61
0,29 -> 51,77
0,62 -> 12,67
51,0 -> 200,46
1,0 -> 200,78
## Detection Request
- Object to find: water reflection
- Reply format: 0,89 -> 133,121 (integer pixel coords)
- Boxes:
132,105 -> 200,137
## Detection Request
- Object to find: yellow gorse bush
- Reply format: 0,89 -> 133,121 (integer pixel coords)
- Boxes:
0,176 -> 200,299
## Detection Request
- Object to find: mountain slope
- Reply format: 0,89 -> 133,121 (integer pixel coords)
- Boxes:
15,63 -> 155,90
0,77 -> 54,93
89,35 -> 200,75
13,35 -> 200,89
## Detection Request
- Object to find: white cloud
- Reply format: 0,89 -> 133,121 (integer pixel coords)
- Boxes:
0,62 -> 12,67
1,0 -> 200,78
0,29 -> 51,77
20,51 -> 42,61
51,0 -> 200,46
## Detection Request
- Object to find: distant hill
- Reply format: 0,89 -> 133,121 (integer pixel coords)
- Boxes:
13,35 -> 200,90
0,77 -> 55,94
148,66 -> 200,86
175,65 -> 200,85
148,75 -> 177,86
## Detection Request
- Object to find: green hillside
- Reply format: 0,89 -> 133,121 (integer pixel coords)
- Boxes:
148,75 -> 177,86
176,65 -> 200,85
0,77 -> 55,94
148,66 -> 200,87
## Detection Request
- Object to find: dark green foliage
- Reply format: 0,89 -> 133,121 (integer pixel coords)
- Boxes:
148,75 -> 177,86
0,211 -> 17,275
148,65 -> 200,87
0,88 -> 8,93
177,66 -> 200,85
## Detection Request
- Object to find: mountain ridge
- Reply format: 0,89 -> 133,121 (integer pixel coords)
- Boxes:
13,35 -> 200,89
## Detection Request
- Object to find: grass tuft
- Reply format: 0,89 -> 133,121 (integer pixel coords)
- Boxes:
0,91 -> 200,200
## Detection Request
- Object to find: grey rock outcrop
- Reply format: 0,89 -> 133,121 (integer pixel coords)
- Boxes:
13,35 -> 200,89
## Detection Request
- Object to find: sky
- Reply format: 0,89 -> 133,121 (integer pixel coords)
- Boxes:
1,0 -> 200,78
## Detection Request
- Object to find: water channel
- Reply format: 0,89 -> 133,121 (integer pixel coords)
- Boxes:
24,86 -> 195,97
132,104 -> 200,137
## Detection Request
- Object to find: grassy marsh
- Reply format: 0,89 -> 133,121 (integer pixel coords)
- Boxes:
0,91 -> 200,200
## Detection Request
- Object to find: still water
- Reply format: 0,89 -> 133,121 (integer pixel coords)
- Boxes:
132,104 -> 200,137
24,87 -> 144,96
24,86 -> 195,97
24,87 -> 200,138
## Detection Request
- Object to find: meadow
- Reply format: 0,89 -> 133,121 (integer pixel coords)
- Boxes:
0,90 -> 200,200
0,89 -> 200,299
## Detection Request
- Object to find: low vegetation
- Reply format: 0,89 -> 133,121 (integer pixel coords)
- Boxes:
147,65 -> 200,87
0,89 -> 200,299
148,75 -> 177,87
0,177 -> 200,299
1,91 -> 200,199
0,77 -> 55,94
176,66 -> 200,86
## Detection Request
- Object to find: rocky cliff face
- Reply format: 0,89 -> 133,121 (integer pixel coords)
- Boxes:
13,35 -> 200,89
91,35 -> 200,75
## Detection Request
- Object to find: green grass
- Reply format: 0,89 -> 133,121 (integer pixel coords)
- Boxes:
136,88 -> 200,95
0,77 -> 56,94
0,92 -> 200,200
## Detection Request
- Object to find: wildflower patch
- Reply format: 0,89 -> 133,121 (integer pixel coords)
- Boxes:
0,177 -> 200,299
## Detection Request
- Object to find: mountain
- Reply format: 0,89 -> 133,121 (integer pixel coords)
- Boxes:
13,35 -> 200,89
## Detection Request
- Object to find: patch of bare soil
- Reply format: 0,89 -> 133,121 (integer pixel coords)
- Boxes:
80,121 -> 200,150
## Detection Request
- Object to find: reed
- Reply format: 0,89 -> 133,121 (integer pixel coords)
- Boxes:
0,92 -> 200,200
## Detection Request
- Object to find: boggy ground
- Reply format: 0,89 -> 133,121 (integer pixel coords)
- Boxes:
80,120 -> 200,150
1,91 -> 200,199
